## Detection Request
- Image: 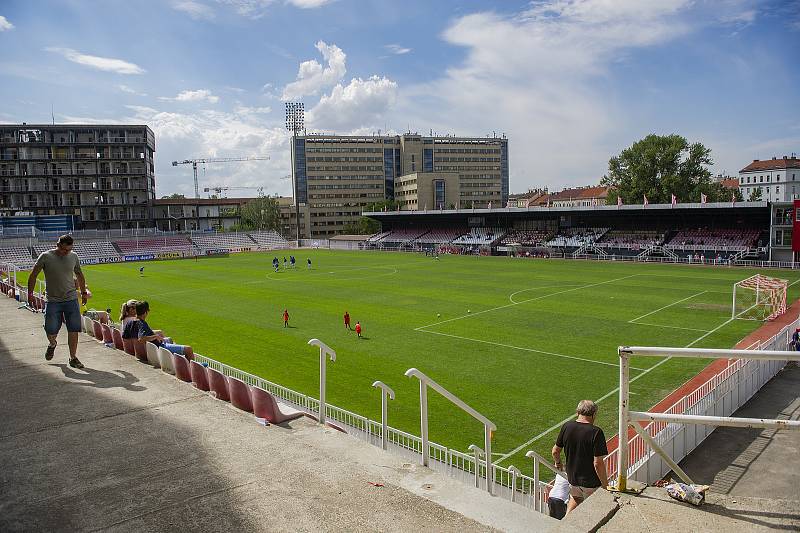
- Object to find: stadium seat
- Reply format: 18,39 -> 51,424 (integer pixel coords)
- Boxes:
172,353 -> 193,382
92,320 -> 104,341
189,360 -> 210,391
122,337 -> 136,356
82,316 -> 92,334
112,327 -> 124,350
133,339 -> 148,362
227,377 -> 253,412
206,367 -> 230,401
101,323 -> 114,345
157,347 -> 175,375
145,341 -> 161,368
250,387 -> 304,424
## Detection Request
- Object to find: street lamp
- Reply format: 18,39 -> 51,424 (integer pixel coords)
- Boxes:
285,102 -> 304,243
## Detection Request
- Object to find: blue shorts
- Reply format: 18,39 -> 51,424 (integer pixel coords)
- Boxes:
161,343 -> 186,355
44,299 -> 82,335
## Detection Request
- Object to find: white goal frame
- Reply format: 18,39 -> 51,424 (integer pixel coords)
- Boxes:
731,274 -> 787,321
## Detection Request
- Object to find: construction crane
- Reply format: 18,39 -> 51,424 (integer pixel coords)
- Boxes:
204,186 -> 265,198
171,156 -> 271,199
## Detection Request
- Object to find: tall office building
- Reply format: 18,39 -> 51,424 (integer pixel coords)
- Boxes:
292,133 -> 509,238
0,124 -> 156,230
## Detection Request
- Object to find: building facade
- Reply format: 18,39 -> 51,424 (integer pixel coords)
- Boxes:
152,197 -> 251,232
738,156 -> 800,202
0,124 -> 156,230
292,133 -> 508,237
547,185 -> 609,207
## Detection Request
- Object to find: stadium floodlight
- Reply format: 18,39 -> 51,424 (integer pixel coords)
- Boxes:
732,274 -> 787,321
286,102 -> 304,241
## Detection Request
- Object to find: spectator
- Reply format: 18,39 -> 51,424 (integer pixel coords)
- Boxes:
547,474 -> 570,520
135,301 -> 194,359
119,299 -> 139,327
27,234 -> 88,369
552,400 -> 609,513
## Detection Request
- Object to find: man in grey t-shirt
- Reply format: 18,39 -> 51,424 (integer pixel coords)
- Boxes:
28,234 -> 89,368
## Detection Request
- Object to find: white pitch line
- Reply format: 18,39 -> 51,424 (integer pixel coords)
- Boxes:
508,283 -> 584,304
416,274 -> 639,331
493,312 -> 737,464
628,291 -> 707,323
419,328 -> 648,371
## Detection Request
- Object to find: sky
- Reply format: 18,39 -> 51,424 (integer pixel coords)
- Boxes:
0,0 -> 798,198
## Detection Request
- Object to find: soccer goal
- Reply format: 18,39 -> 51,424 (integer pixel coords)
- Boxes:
732,274 -> 787,320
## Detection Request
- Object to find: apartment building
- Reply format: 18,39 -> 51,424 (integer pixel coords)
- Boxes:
0,124 -> 156,230
738,156 -> 800,202
292,133 -> 508,237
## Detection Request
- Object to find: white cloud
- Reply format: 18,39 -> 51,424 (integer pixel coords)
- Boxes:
308,76 -> 398,132
0,15 -> 14,31
118,84 -> 147,96
45,47 -> 145,75
390,0 -> 731,190
124,105 -> 290,196
286,0 -> 333,8
234,105 -> 272,114
172,0 -> 216,19
384,44 -> 411,55
281,41 -> 346,100
216,0 -> 272,18
159,89 -> 220,103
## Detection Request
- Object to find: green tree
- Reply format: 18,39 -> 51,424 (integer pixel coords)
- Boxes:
161,193 -> 185,199
602,134 -> 720,204
343,216 -> 381,235
748,187 -> 763,201
238,196 -> 281,231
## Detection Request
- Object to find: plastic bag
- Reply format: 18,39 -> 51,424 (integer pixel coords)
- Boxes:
665,483 -> 707,506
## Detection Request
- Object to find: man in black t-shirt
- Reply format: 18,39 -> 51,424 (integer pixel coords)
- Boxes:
552,400 -> 609,513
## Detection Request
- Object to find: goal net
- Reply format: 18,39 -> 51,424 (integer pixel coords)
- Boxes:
732,274 -> 787,321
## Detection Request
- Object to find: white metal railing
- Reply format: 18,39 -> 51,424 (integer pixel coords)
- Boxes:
192,345 -> 546,512
614,339 -> 800,492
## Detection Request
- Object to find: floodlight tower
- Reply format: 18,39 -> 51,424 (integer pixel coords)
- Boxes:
285,102 -> 304,242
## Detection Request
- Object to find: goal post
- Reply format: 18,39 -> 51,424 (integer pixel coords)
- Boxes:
732,274 -> 787,321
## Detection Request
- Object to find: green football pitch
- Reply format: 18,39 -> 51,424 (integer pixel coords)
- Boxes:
67,251 -> 800,469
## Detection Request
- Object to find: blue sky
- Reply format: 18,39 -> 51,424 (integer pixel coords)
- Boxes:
0,0 -> 798,198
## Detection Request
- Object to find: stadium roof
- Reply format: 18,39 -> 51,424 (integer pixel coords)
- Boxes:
365,201 -> 767,217
740,157 -> 800,172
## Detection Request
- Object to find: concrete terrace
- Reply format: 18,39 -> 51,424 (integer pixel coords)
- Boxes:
0,296 -> 554,532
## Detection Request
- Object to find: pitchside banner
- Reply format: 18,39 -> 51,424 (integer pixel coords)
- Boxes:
793,199 -> 800,252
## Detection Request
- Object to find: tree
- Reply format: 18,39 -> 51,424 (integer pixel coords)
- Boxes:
748,187 -> 762,201
602,134 -> 722,204
238,196 -> 281,231
161,193 -> 185,199
343,216 -> 381,235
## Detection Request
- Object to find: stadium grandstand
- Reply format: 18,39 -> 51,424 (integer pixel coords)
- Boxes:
0,230 -> 289,266
360,201 -> 791,263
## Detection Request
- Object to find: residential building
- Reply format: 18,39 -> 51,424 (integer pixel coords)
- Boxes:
738,156 -> 800,202
0,124 -> 156,230
547,185 -> 609,207
292,133 -> 508,237
507,188 -> 548,208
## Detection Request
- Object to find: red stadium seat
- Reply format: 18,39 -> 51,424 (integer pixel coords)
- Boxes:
122,337 -> 136,356
112,327 -> 124,350
172,353 -> 193,382
101,324 -> 114,345
250,387 -> 304,424
92,320 -> 104,341
189,360 -> 210,391
206,368 -> 230,401
227,377 -> 253,412
133,339 -> 148,362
